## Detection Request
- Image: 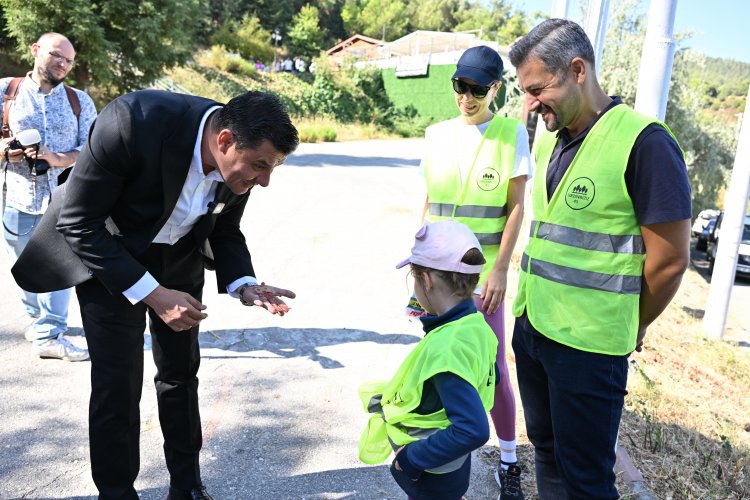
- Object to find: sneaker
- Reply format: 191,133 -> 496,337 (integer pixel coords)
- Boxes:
32,334 -> 89,362
495,461 -> 524,500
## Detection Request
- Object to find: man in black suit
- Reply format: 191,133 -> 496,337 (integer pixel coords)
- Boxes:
12,89 -> 299,500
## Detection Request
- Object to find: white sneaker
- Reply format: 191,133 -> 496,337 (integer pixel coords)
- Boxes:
32,334 -> 89,362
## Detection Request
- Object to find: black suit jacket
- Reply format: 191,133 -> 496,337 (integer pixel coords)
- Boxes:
12,90 -> 254,294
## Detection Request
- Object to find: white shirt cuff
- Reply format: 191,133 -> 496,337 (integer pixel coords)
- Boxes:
227,276 -> 258,298
123,273 -> 159,305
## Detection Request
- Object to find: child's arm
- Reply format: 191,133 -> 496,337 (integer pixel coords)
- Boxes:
395,372 -> 489,479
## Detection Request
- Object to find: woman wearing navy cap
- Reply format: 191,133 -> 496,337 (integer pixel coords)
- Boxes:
419,45 -> 532,500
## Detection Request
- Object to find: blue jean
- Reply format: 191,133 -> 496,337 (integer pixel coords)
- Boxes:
512,316 -> 628,500
2,205 -> 71,342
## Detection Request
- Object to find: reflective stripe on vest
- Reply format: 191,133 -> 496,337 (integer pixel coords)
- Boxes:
390,423 -> 469,473
358,313 -> 497,466
520,252 -> 642,295
512,104 -> 681,355
423,115 -> 520,283
529,220 -> 645,255
429,203 -> 508,219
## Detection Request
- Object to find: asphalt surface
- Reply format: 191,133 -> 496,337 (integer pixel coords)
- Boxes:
2,138 -> 747,500
0,139 -> 507,500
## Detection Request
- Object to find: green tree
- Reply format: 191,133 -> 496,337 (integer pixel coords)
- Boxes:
454,0 -> 530,45
287,4 -> 326,60
200,0 -> 247,43
599,0 -> 736,213
342,0 -> 408,40
407,0 -> 459,32
315,0 -> 347,47
0,0 -> 201,97
249,0 -> 301,35
211,15 -> 275,62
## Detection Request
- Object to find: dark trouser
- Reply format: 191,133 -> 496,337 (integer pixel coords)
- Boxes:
390,454 -> 470,500
512,316 -> 628,500
77,238 -> 205,499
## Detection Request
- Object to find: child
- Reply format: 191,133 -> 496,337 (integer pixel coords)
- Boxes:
359,220 -> 498,500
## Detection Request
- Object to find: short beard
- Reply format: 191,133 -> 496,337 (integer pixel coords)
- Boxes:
39,66 -> 66,87
538,104 -> 560,132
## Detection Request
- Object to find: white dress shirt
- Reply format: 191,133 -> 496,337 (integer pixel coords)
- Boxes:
122,106 -> 256,304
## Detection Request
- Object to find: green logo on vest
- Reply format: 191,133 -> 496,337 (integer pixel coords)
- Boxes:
477,167 -> 500,191
565,177 -> 595,210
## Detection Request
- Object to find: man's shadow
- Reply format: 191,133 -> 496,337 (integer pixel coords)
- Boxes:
143,327 -> 421,369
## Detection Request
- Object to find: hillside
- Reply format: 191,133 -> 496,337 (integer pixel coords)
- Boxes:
683,53 -> 750,121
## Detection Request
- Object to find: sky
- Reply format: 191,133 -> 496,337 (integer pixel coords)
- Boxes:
513,0 -> 750,64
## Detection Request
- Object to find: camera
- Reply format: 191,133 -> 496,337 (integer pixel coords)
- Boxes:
7,129 -> 50,175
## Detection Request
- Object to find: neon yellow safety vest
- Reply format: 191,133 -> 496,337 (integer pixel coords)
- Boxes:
358,312 -> 497,470
423,115 -> 520,284
512,104 -> 680,355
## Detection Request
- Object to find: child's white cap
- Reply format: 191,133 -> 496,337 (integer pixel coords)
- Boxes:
396,220 -> 484,274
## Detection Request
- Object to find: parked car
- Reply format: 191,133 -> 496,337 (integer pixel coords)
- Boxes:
695,218 -> 716,251
706,213 -> 750,276
691,209 -> 720,237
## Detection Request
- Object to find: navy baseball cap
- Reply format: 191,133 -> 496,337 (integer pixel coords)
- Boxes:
452,46 -> 503,86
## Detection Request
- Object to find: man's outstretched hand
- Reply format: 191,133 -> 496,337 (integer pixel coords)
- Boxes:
143,285 -> 208,332
241,283 -> 296,316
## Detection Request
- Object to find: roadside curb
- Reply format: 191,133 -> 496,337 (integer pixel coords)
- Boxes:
615,445 -> 657,500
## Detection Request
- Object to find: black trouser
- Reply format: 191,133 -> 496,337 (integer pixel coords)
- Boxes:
77,237 -> 205,499
512,317 -> 628,500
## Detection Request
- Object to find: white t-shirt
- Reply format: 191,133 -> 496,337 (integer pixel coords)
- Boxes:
421,116 -> 534,183
421,116 -> 534,295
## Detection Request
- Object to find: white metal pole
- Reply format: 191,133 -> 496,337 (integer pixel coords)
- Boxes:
703,89 -> 750,338
584,0 -> 610,76
634,0 -> 679,120
552,0 -> 570,18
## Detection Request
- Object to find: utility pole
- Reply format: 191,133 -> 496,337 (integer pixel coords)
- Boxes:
584,0 -> 610,76
271,29 -> 282,72
634,0 -> 678,120
552,0 -> 570,19
703,86 -> 750,338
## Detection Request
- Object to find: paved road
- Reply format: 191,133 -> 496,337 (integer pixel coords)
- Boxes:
3,139 -> 745,500
0,139 -> 506,500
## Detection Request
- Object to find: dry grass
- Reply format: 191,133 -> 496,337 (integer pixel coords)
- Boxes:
292,116 -> 402,142
620,267 -> 750,498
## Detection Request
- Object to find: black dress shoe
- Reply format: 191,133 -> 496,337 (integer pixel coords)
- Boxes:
167,485 -> 214,500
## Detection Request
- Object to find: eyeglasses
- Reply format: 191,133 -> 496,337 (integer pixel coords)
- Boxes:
41,47 -> 75,67
452,79 -> 494,99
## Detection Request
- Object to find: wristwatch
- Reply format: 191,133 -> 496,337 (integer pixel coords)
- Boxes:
237,284 -> 254,306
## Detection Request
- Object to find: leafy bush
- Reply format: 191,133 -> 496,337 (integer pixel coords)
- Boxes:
298,126 -> 319,143
210,15 -> 275,62
297,124 -> 338,143
319,126 -> 337,141
389,106 -> 433,138
198,46 -> 257,77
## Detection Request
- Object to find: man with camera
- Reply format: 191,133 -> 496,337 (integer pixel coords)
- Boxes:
1,32 -> 96,361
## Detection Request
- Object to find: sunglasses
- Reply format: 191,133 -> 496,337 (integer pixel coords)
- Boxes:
452,79 -> 494,99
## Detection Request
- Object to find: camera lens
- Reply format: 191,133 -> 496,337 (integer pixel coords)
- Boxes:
32,159 -> 50,175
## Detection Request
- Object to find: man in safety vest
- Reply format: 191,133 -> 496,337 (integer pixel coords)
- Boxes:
508,19 -> 691,499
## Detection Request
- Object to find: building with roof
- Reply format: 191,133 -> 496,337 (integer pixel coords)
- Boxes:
326,34 -> 383,62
